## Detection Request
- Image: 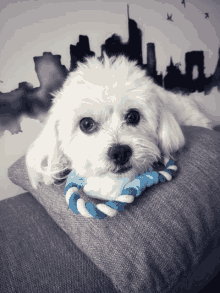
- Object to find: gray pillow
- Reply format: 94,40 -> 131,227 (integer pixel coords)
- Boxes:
8,126 -> 220,293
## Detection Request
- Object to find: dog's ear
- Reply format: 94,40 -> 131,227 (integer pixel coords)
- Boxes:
158,108 -> 185,160
25,114 -> 63,189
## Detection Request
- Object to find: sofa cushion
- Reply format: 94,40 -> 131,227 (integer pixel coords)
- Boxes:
0,192 -> 117,293
8,126 -> 220,293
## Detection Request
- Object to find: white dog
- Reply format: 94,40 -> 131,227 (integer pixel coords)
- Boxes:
26,54 -> 211,199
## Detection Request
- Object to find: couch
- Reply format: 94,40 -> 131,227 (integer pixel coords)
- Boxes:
1,126 -> 220,292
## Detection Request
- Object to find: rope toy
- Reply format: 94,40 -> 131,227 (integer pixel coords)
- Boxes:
64,158 -> 177,220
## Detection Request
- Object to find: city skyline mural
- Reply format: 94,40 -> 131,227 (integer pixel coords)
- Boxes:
0,0 -> 220,136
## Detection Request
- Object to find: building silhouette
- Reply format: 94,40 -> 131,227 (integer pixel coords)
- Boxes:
164,57 -> 179,90
126,5 -> 143,65
147,43 -> 156,76
185,51 -> 206,92
100,5 -> 143,66
100,34 -> 125,59
145,43 -> 163,87
70,35 -> 95,71
205,47 -> 220,94
164,57 -> 187,92
25,52 -> 68,116
34,52 -> 68,90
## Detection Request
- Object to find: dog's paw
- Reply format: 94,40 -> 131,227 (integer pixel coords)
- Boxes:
84,175 -> 130,201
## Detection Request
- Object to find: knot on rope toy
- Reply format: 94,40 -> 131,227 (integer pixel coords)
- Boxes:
64,158 -> 177,220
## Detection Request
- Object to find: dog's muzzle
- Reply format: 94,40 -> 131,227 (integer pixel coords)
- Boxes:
108,144 -> 133,174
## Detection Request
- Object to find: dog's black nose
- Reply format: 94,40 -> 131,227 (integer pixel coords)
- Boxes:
108,144 -> 132,166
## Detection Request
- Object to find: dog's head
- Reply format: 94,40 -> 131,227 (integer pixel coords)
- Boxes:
26,54 -> 185,188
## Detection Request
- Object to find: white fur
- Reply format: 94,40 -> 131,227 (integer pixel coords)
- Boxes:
26,54 -> 212,191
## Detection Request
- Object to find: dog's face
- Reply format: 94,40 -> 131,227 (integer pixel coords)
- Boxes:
26,54 -> 185,188
60,90 -> 161,180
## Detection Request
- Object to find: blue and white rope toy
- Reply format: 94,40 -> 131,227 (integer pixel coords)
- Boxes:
64,158 -> 177,220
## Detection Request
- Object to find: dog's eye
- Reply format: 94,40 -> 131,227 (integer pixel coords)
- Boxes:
80,117 -> 96,133
125,110 -> 140,125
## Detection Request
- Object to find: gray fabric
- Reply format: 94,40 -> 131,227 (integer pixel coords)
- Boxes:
0,192 -> 117,293
8,126 -> 220,293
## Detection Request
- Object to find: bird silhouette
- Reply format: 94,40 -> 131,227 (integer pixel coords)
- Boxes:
181,0 -> 186,8
167,13 -> 173,22
205,13 -> 209,19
